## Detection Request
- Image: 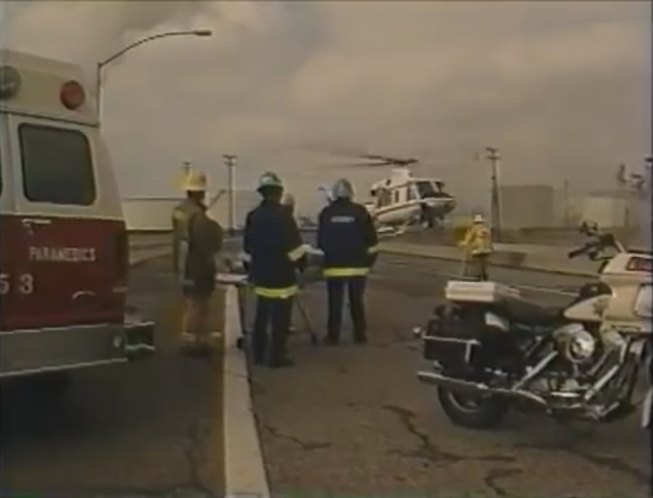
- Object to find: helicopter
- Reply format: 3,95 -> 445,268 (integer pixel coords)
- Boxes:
320,152 -> 457,234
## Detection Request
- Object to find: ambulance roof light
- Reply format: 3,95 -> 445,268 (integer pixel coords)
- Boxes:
60,80 -> 85,110
0,66 -> 21,100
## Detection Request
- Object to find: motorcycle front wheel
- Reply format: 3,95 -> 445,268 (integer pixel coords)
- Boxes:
437,387 -> 509,429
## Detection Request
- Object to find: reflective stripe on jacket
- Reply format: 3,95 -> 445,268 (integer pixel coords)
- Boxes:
244,200 -> 306,296
253,285 -> 298,299
318,198 -> 378,278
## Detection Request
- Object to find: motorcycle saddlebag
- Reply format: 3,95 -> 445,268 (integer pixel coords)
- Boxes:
423,308 -> 480,365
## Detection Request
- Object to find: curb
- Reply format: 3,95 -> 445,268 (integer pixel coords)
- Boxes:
222,285 -> 270,498
378,245 -> 596,278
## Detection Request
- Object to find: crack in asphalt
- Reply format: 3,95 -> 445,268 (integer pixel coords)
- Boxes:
513,441 -> 648,486
382,404 -> 515,468
483,468 -> 524,497
262,423 -> 331,452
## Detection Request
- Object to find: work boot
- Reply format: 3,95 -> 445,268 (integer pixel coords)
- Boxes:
180,333 -> 197,354
208,332 -> 222,350
188,335 -> 211,358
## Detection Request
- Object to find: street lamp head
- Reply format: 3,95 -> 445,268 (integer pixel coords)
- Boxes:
193,29 -> 213,37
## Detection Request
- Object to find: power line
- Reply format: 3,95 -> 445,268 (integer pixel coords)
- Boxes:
223,154 -> 238,234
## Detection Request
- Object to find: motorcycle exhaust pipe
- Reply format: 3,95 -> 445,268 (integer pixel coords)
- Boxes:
416,371 -> 548,408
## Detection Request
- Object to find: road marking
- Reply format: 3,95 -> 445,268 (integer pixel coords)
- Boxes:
223,286 -> 271,498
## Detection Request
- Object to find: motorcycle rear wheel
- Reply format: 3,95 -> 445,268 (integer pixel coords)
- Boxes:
437,387 -> 508,429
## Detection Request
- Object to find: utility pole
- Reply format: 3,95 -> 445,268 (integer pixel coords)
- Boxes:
485,146 -> 502,241
181,161 -> 192,191
223,154 -> 237,234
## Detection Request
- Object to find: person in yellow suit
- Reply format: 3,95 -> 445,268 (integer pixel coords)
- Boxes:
172,170 -> 224,354
459,214 -> 493,280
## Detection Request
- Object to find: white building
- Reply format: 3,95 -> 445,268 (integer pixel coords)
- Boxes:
122,189 -> 260,232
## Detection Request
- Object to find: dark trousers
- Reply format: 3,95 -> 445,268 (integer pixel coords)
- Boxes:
252,296 -> 293,365
326,277 -> 367,343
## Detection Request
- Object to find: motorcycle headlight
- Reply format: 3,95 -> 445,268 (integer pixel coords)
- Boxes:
568,329 -> 597,362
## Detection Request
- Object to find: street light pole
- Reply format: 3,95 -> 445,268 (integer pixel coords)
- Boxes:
485,146 -> 502,241
95,29 -> 212,124
223,154 -> 238,234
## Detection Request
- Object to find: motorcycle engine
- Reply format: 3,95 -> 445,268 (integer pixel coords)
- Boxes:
553,323 -> 598,365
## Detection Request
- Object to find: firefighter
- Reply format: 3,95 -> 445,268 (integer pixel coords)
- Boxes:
459,213 -> 493,280
317,178 -> 378,345
172,170 -> 224,353
243,172 -> 306,367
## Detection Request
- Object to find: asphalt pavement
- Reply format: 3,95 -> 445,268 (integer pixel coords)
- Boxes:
249,253 -> 651,498
0,256 -> 225,498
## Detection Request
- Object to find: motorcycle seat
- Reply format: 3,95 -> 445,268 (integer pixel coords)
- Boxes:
498,298 -> 561,327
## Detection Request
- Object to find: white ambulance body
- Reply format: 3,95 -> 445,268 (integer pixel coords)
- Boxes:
0,49 -> 155,379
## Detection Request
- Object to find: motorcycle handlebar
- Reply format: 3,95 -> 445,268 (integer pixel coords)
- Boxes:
567,231 -> 623,260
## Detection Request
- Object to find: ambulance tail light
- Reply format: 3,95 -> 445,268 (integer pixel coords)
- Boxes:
60,80 -> 86,110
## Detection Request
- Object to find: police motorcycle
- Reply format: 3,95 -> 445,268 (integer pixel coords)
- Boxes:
413,222 -> 652,429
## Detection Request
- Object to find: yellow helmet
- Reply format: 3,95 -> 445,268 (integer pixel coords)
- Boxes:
183,170 -> 208,192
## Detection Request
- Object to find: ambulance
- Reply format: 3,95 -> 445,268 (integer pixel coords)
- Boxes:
0,49 -> 155,383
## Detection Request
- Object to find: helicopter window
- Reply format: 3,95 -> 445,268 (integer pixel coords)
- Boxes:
416,181 -> 437,199
407,185 -> 417,201
378,188 -> 392,207
394,190 -> 400,203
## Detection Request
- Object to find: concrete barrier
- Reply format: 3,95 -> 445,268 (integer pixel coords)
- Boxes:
378,241 -> 596,277
490,251 -> 527,267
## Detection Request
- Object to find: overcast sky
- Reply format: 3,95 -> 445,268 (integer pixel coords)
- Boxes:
2,1 -> 651,215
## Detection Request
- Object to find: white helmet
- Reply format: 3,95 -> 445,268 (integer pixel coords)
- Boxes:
332,178 -> 354,199
183,170 -> 208,192
257,171 -> 283,192
473,214 -> 485,224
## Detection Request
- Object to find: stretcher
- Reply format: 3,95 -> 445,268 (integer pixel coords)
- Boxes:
215,269 -> 319,351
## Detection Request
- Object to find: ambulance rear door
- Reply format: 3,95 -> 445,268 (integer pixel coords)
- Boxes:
0,113 -> 15,332
6,114 -> 126,331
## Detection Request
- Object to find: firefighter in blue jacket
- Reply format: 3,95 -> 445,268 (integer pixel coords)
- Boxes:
243,172 -> 306,367
318,178 -> 378,345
